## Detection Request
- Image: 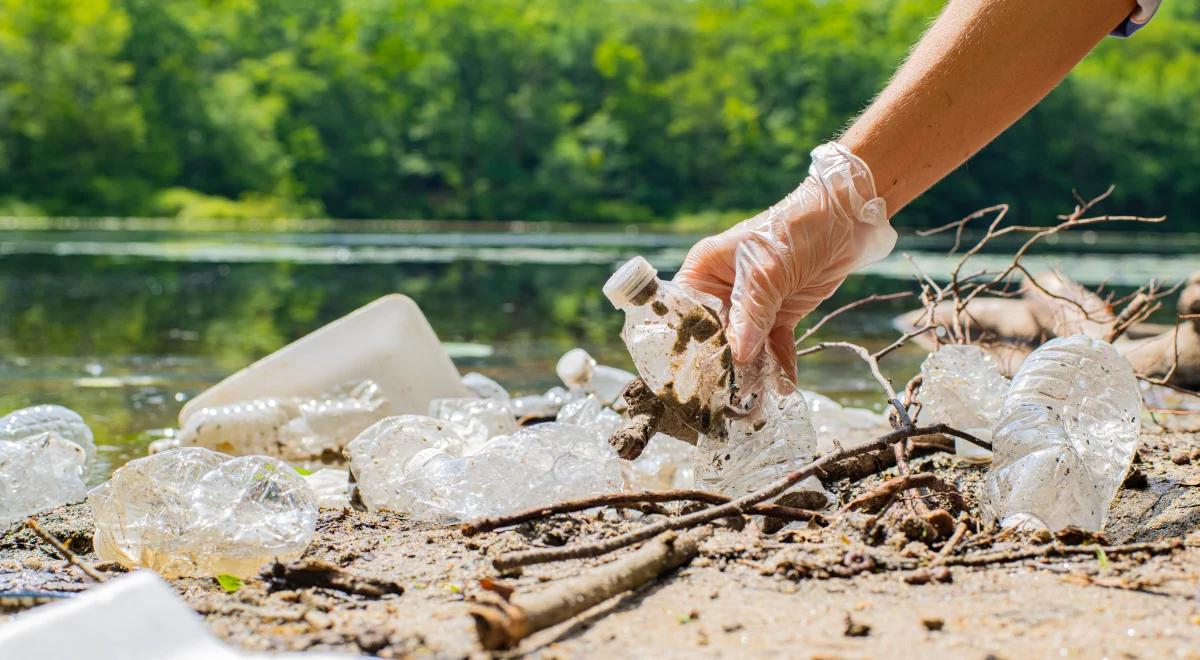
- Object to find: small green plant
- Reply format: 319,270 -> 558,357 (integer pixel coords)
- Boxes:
293,465 -> 314,476
216,574 -> 244,593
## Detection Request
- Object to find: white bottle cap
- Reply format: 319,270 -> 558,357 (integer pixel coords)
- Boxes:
603,256 -> 658,308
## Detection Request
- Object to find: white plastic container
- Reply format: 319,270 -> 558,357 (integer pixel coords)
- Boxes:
179,294 -> 468,426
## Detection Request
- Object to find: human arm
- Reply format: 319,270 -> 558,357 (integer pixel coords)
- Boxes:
676,0 -> 1142,379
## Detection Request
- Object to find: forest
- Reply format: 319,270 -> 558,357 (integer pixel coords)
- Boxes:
1,0 -> 1197,229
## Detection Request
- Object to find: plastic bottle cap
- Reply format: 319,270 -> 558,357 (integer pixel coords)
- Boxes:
603,256 -> 658,308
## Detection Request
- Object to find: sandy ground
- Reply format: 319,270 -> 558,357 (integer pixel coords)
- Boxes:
3,430 -> 1200,659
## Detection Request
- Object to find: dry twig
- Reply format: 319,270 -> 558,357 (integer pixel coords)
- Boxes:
472,529 -> 709,650
492,424 -> 986,570
24,518 -> 105,583
462,490 -> 828,537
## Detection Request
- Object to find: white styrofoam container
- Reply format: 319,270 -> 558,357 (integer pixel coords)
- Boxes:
0,571 -> 358,659
179,294 -> 468,426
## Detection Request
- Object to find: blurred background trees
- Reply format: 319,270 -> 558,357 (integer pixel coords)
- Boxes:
0,0 -> 1196,229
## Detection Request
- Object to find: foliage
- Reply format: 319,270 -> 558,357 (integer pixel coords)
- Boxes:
0,0 -> 1196,228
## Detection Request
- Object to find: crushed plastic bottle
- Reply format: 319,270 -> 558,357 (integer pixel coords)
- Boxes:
984,335 -> 1140,531
177,381 -> 386,463
349,421 -> 622,522
556,348 -> 595,391
428,397 -> 516,453
345,415 -> 467,511
625,433 -> 696,490
919,345 -> 1011,462
0,433 -> 87,527
695,374 -> 822,499
604,256 -> 822,501
603,256 -> 734,443
556,396 -> 622,440
89,447 -> 318,577
303,468 -> 351,509
802,391 -> 889,454
0,404 -> 96,464
461,372 -> 510,401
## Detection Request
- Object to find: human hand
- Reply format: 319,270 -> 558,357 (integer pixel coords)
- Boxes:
674,143 -> 897,380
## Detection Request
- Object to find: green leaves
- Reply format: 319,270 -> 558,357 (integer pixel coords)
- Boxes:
216,574 -> 244,593
0,0 -> 1195,225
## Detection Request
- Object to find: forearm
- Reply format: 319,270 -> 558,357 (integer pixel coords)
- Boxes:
841,0 -> 1137,214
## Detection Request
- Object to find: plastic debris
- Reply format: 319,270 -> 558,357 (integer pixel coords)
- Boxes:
802,391 -> 889,453
696,375 -> 821,499
604,256 -> 822,500
0,570 -> 349,660
179,294 -> 469,425
303,468 -> 351,509
984,335 -> 1140,531
626,433 -> 696,490
556,348 -> 595,390
346,415 -> 467,511
0,433 -> 87,527
428,397 -> 516,453
461,372 -> 510,401
920,345 -> 1011,462
89,447 -> 318,577
0,405 -> 95,464
603,256 -> 734,441
556,396 -> 622,440
177,381 -> 386,463
510,386 -> 579,420
349,420 -> 622,522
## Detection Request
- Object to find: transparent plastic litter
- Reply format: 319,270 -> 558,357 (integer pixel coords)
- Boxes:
303,468 -> 351,509
695,372 -> 822,499
0,433 -> 87,527
556,396 -> 622,440
625,433 -> 696,490
0,404 -> 96,464
603,256 -> 734,440
428,397 -> 516,453
89,447 -> 318,577
984,335 -> 1140,531
350,421 -> 622,522
461,372 -> 510,401
554,348 -> 638,406
605,256 -> 820,500
802,391 -> 889,454
919,345 -> 1011,462
177,381 -> 386,463
345,415 -> 467,511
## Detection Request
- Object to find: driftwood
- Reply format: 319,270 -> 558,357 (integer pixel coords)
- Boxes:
471,528 -> 709,650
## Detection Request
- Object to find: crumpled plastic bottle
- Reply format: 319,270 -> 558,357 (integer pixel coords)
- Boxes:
89,447 -> 318,577
347,419 -> 623,521
0,404 -> 96,464
0,432 -> 87,527
603,256 -> 736,442
177,381 -> 386,463
919,344 -> 1011,462
604,256 -> 821,501
802,390 -> 889,454
984,335 -> 1140,531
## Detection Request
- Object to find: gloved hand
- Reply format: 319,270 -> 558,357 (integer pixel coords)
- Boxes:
674,142 -> 897,380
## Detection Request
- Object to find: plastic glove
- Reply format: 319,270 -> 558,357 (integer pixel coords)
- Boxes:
674,142 -> 896,380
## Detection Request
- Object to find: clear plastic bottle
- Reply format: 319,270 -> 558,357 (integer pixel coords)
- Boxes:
603,256 -> 734,439
984,334 -> 1140,531
604,256 -> 820,500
